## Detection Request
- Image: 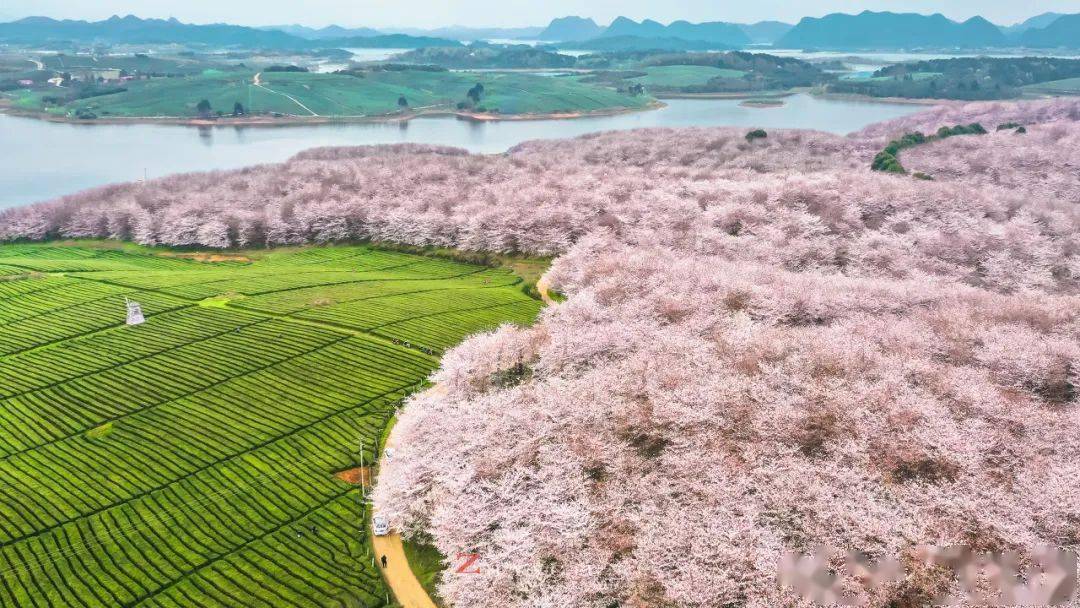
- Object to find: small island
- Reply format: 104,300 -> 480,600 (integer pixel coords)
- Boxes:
740,98 -> 786,108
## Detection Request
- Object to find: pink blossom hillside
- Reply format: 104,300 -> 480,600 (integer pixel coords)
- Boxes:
2,96 -> 1079,607
373,99 -> 1080,608
854,97 -> 1080,140
377,239 -> 1079,607
2,128 -> 866,252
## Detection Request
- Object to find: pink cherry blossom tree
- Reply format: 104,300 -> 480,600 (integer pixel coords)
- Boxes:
2,98 -> 1079,607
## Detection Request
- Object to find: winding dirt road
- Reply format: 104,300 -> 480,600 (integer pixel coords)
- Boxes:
373,425 -> 439,608
370,282 -> 555,606
251,72 -> 319,117
536,276 -> 554,304
372,531 -> 437,608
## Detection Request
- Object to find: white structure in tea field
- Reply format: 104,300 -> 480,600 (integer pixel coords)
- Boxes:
125,298 -> 145,326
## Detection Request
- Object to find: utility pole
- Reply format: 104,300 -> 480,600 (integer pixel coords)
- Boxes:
357,437 -> 367,541
359,438 -> 365,498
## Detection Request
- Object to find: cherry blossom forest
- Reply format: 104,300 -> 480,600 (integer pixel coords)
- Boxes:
3,98 -> 1080,606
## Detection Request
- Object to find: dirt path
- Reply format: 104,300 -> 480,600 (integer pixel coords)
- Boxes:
251,72 -> 319,117
371,275 -> 553,605
536,276 -> 554,305
372,531 -> 437,608
372,417 -> 440,608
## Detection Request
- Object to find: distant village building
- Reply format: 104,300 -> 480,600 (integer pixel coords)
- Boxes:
47,77 -> 64,87
72,68 -> 122,83
17,79 -> 34,86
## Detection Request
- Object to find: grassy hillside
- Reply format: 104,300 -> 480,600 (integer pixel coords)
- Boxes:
0,243 -> 543,607
578,51 -> 827,94
11,69 -> 654,119
38,52 -> 214,76
628,65 -> 745,87
829,57 -> 1080,100
1025,76 -> 1080,95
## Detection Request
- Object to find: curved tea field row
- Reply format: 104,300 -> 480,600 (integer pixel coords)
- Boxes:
0,243 -> 543,607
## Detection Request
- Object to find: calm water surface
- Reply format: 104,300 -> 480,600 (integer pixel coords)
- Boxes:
763,48 -> 1080,62
0,94 -> 921,208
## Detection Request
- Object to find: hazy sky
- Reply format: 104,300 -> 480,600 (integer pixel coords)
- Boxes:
3,0 -> 1079,28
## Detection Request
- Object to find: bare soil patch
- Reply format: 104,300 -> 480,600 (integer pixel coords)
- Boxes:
335,466 -> 372,486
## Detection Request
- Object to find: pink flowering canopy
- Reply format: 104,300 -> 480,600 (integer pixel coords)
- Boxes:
3,98 -> 1080,607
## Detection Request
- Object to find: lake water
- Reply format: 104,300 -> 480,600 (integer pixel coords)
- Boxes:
343,48 -> 411,62
0,94 -> 921,209
757,48 -> 1080,63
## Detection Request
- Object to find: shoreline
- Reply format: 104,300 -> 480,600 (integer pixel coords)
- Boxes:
655,90 -> 795,100
1,89 -> 956,128
640,89 -> 948,106
740,100 -> 786,108
0,100 -> 665,128
810,92 -> 947,105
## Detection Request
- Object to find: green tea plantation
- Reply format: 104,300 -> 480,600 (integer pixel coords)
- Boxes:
0,243 -> 543,607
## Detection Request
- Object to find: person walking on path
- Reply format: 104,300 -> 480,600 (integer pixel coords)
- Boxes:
381,555 -> 388,568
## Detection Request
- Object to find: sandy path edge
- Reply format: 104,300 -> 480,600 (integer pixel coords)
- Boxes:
372,406 -> 441,608
371,531 -> 438,608
536,276 -> 554,304
368,274 -> 554,606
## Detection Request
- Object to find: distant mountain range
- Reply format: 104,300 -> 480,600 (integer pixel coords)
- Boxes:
0,15 -> 460,49
537,16 -> 604,42
0,15 -> 302,47
739,21 -> 793,44
1000,12 -> 1066,36
260,24 -> 382,39
776,11 -> 1007,49
540,12 -> 1077,49
266,12 -> 1080,50
537,16 -> 788,45
602,17 -> 750,46
263,23 -> 543,42
1020,14 -> 1080,48
1,11 -> 1078,51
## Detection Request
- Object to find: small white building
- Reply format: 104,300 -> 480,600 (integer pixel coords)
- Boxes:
125,298 -> 145,325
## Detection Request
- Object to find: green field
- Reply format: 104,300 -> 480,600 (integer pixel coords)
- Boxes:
630,65 -> 746,87
38,53 -> 217,76
403,539 -> 445,602
0,243 -> 543,607
12,69 -> 653,118
1024,77 -> 1080,95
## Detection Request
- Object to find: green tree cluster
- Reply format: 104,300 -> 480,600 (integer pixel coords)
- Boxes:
871,123 -> 987,175
744,128 -> 768,142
